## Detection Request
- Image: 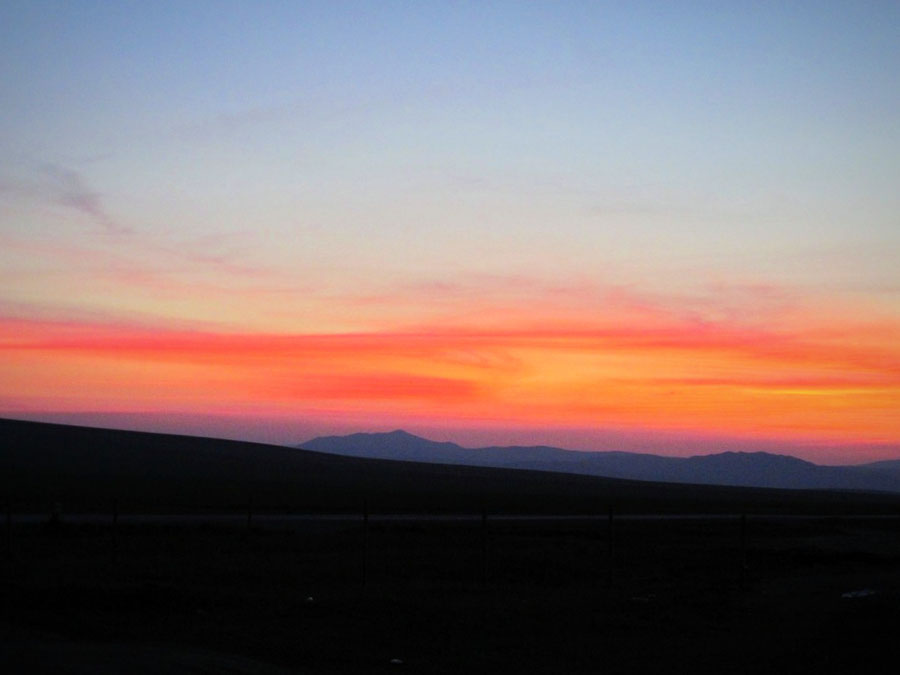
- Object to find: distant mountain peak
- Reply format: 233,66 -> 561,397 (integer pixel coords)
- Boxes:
341,429 -> 423,441
693,450 -> 817,466
385,429 -> 419,438
301,429 -> 464,462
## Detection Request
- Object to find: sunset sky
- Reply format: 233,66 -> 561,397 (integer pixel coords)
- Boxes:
1,1 -> 898,463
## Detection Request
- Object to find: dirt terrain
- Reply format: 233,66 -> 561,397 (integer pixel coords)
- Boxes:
4,515 -> 900,674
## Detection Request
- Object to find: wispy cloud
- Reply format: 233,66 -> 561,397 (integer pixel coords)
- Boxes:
3,304 -> 898,379
262,373 -> 483,403
0,227 -> 308,308
39,163 -> 131,235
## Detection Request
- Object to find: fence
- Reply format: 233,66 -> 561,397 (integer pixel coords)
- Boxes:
7,497 -> 888,596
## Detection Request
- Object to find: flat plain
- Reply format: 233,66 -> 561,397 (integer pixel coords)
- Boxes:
4,514 -> 900,674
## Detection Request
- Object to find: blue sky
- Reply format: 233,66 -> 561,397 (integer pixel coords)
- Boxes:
1,1 -> 899,459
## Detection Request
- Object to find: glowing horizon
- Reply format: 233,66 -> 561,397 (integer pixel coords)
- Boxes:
3,284 -> 898,458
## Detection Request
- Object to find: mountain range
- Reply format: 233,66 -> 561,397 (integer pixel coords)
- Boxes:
301,430 -> 900,493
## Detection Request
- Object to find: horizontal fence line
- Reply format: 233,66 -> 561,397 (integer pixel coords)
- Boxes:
6,512 -> 900,525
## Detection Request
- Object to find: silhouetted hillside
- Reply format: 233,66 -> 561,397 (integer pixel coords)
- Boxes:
3,418 -> 900,514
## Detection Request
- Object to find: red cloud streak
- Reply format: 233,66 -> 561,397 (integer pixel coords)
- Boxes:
2,314 -> 898,445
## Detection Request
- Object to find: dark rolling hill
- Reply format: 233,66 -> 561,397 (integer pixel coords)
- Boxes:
4,417 -> 900,515
302,430 -> 900,493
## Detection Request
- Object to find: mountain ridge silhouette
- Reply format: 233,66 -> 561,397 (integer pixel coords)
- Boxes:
301,430 -> 900,492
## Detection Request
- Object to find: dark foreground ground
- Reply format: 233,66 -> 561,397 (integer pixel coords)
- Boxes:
4,514 -> 900,674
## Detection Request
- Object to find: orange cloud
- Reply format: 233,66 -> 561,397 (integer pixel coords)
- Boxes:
2,303 -> 898,446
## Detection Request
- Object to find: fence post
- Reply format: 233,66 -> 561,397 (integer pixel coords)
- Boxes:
111,499 -> 119,563
481,507 -> 488,588
5,499 -> 11,561
607,505 -> 615,589
362,499 -> 369,592
740,513 -> 748,589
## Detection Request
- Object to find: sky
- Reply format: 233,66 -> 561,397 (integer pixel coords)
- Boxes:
1,1 -> 898,464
